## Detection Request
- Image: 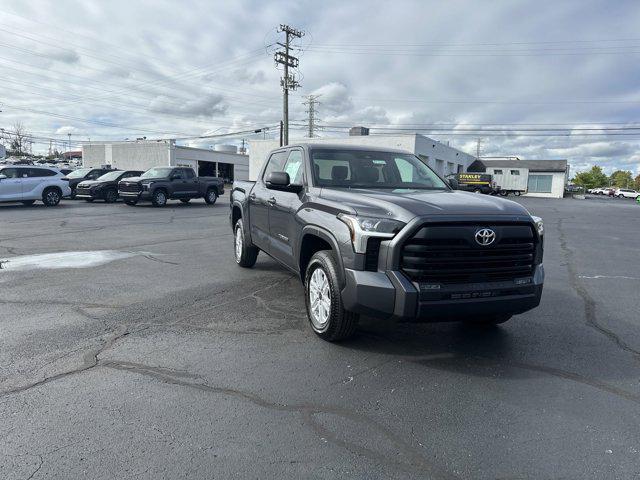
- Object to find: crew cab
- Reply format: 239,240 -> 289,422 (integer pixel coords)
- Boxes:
230,144 -> 544,341
76,170 -> 143,203
118,166 -> 224,207
0,165 -> 71,206
62,167 -> 114,198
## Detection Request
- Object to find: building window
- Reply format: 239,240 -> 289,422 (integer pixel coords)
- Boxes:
494,169 -> 503,175
510,170 -> 520,175
528,174 -> 553,193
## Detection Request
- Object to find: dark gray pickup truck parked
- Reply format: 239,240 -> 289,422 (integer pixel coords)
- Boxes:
231,144 -> 544,341
119,166 -> 224,207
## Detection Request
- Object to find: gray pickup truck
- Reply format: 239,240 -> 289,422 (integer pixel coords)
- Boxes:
230,144 -> 544,341
118,166 -> 224,207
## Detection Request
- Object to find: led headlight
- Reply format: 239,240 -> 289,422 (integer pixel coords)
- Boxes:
337,213 -> 405,253
142,182 -> 153,190
531,215 -> 544,236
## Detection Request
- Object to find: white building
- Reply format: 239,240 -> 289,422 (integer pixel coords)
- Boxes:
469,158 -> 569,199
248,133 -> 477,181
82,140 -> 249,181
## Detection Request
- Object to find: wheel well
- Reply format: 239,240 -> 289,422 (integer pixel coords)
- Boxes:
299,234 -> 333,282
232,205 -> 242,226
43,185 -> 61,195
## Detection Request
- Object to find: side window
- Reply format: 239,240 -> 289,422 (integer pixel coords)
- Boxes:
122,172 -> 136,179
86,170 -> 102,180
0,168 -> 19,178
172,169 -> 183,179
262,151 -> 288,180
510,170 -> 520,175
283,150 -> 304,184
494,169 -> 503,175
184,168 -> 195,179
28,168 -> 56,177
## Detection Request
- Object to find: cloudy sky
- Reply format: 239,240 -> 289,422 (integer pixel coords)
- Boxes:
2,0 -> 640,175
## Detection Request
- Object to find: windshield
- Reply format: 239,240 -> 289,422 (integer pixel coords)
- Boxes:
96,171 -> 123,181
311,149 -> 449,190
66,168 -> 92,179
140,167 -> 173,179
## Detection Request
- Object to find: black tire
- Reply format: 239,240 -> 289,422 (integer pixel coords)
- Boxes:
514,191 -> 521,197
204,189 -> 218,205
42,187 -> 62,207
104,188 -> 118,203
499,191 -> 508,197
464,315 -> 512,327
21,200 -> 35,206
124,200 -> 137,206
180,198 -> 191,204
304,251 -> 359,342
151,189 -> 168,207
233,218 -> 259,268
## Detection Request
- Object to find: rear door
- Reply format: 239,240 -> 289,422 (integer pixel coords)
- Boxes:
249,150 -> 288,252
22,168 -> 57,199
0,168 -> 23,201
268,148 -> 305,269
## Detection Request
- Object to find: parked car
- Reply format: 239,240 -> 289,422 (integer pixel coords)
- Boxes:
118,166 -> 224,207
230,144 -> 544,341
445,173 -> 496,194
75,170 -> 143,203
615,188 -> 640,199
62,167 -> 114,198
0,165 -> 71,206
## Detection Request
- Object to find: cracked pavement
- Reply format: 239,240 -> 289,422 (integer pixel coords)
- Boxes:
1,195 -> 639,479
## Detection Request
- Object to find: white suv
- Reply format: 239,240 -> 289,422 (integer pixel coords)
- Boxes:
0,165 -> 72,206
615,188 -> 639,199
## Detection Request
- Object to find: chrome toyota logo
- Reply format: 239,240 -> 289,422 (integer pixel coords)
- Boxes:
475,228 -> 496,246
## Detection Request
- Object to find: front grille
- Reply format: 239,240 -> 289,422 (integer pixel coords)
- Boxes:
76,186 -> 91,195
119,183 -> 141,193
401,223 -> 536,284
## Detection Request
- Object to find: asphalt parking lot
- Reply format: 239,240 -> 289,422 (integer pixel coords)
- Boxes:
1,195 -> 639,479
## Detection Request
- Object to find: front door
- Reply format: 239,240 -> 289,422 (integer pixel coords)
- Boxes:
268,149 -> 305,270
249,150 -> 288,252
0,168 -> 23,201
170,169 -> 189,196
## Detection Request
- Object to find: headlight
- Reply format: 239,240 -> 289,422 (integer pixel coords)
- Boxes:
337,213 -> 405,253
531,215 -> 544,236
142,182 -> 153,190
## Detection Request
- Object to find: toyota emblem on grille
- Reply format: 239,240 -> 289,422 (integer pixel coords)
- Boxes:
475,228 -> 496,246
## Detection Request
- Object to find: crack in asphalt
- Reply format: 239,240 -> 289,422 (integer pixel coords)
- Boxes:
556,218 -> 640,359
102,359 -> 458,479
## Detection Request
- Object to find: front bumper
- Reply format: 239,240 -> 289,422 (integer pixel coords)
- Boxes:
119,191 -> 152,201
341,264 -> 544,322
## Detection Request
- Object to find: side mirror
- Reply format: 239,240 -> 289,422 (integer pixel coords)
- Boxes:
448,178 -> 459,190
265,171 -> 303,193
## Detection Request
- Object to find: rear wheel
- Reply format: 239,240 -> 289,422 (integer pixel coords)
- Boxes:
42,187 -> 62,206
151,189 -> 167,207
234,218 -> 259,267
305,251 -> 359,342
21,200 -> 35,206
514,191 -> 521,196
204,189 -> 218,205
104,188 -> 118,203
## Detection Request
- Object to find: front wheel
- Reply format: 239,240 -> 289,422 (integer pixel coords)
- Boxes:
234,218 -> 259,267
305,251 -> 359,342
151,189 -> 167,207
104,189 -> 118,203
204,189 -> 218,205
42,187 -> 62,206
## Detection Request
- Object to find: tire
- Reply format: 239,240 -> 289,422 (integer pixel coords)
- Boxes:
42,187 -> 62,207
464,315 -> 512,327
21,200 -> 35,206
304,251 -> 359,342
514,191 -> 521,196
124,200 -> 137,206
104,188 -> 118,203
180,198 -> 190,204
234,218 -> 259,268
151,189 -> 168,207
204,189 -> 218,205
499,191 -> 508,197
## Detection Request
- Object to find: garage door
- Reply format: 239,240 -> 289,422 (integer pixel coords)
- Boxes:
528,174 -> 553,193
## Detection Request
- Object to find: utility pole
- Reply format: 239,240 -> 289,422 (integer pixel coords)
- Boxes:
302,94 -> 321,138
274,24 -> 303,146
476,138 -> 483,159
68,132 -> 71,154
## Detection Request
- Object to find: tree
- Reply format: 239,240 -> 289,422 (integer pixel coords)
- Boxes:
572,166 -> 609,189
8,121 -> 28,156
609,170 -> 634,188
634,174 -> 640,191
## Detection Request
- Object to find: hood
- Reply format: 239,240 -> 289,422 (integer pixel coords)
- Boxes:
77,180 -> 103,187
319,187 -> 530,222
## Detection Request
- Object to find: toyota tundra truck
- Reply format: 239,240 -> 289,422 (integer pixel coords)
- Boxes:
118,166 -> 224,207
230,144 -> 544,341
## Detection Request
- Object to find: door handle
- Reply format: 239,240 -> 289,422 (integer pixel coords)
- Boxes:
267,197 -> 277,205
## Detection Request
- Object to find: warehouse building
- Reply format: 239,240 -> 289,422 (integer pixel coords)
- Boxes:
249,130 -> 477,180
468,157 -> 569,199
82,140 -> 249,182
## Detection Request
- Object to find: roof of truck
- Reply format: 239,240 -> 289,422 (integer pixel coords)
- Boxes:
284,143 -> 412,155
